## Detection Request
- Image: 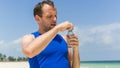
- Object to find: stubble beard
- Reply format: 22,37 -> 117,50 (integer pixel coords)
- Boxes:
43,26 -> 52,32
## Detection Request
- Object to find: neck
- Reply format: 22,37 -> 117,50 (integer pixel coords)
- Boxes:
38,28 -> 46,34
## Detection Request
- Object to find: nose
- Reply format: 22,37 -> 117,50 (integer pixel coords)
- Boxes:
53,16 -> 57,21
52,16 -> 57,22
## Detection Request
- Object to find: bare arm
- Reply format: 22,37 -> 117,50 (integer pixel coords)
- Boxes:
68,48 -> 73,68
21,21 -> 73,58
67,35 -> 80,68
62,35 -> 73,68
72,47 -> 80,68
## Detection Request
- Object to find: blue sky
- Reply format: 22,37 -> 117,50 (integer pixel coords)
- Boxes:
0,0 -> 120,61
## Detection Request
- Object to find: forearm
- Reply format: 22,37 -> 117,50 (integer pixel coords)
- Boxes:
25,26 -> 60,58
72,47 -> 80,68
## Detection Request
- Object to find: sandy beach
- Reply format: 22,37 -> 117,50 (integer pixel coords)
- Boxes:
0,62 -> 86,68
0,62 -> 29,68
0,62 -> 83,68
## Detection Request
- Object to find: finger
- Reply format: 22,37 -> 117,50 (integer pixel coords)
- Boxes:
68,38 -> 79,42
67,41 -> 79,45
68,40 -> 79,42
68,35 -> 78,39
68,43 -> 79,46
70,42 -> 79,45
67,38 -> 78,42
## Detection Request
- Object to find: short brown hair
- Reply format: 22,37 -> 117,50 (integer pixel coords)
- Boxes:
33,0 -> 54,17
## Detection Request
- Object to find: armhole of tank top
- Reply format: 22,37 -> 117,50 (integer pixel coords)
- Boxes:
59,34 -> 67,43
30,33 -> 35,39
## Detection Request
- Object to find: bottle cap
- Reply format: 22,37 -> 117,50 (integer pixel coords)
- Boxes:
68,30 -> 74,35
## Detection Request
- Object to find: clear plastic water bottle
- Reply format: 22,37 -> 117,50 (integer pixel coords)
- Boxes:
67,30 -> 74,55
68,30 -> 74,36
67,30 -> 74,47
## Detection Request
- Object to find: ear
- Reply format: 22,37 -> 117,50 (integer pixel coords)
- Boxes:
35,15 -> 41,22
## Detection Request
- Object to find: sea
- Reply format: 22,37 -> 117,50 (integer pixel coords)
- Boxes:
80,61 -> 120,68
0,61 -> 120,68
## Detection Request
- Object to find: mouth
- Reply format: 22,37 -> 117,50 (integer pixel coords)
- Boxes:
51,23 -> 56,26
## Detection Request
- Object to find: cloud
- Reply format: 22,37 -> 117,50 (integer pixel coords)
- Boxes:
78,23 -> 120,61
79,23 -> 120,48
0,40 -> 4,44
0,38 -> 24,57
12,38 -> 21,44
88,23 -> 120,34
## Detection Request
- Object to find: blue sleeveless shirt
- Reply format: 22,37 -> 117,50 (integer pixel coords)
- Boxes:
28,31 -> 70,68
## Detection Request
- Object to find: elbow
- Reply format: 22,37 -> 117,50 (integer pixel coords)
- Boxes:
22,48 -> 35,58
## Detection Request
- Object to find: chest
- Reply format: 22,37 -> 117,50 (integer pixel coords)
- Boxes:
38,35 -> 68,57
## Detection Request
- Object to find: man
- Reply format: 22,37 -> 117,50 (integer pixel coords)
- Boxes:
21,0 -> 80,68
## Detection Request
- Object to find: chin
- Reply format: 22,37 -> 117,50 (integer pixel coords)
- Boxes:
51,26 -> 56,29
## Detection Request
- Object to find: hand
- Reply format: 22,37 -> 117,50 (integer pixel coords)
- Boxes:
56,21 -> 74,32
67,34 -> 79,48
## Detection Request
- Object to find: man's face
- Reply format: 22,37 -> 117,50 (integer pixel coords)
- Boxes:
40,4 -> 57,32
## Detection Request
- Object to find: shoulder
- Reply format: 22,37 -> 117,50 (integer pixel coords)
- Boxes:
22,34 -> 34,40
21,34 -> 35,46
